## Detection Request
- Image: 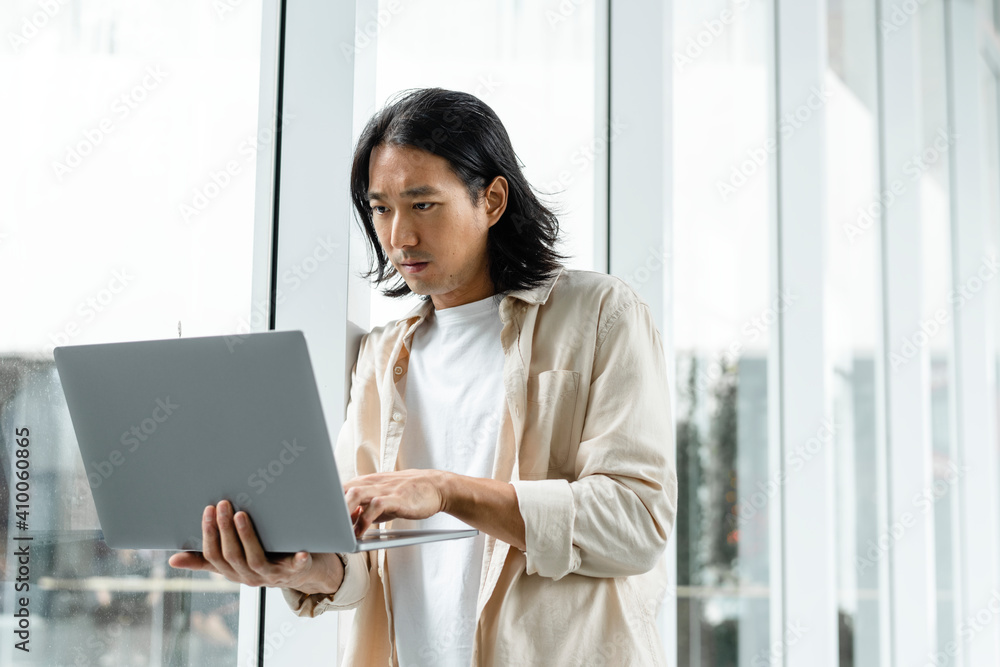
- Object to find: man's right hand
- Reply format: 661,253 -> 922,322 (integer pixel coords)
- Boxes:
167,499 -> 346,596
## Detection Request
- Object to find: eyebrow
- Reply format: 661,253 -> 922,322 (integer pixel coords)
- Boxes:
367,185 -> 442,201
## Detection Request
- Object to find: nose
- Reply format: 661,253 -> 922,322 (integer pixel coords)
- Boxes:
389,210 -> 418,250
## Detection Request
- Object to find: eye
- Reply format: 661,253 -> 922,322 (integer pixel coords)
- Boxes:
370,205 -> 388,215
413,202 -> 435,211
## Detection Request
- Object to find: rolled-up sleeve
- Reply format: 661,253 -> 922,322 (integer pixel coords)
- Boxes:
280,550 -> 371,617
511,299 -> 677,580
281,334 -> 374,615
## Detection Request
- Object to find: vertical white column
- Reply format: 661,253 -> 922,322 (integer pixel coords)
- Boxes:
876,1 -> 939,665
593,0 -> 610,274
251,0 -> 362,663
337,1 -> 379,661
607,0 -> 673,660
946,2 -> 1000,666
774,0 -> 838,664
608,0 -> 667,325
240,0 -> 284,663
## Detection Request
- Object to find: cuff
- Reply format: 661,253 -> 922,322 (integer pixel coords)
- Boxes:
279,551 -> 370,617
509,478 -> 579,580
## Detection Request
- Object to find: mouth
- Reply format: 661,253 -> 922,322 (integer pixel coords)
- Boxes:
401,261 -> 429,274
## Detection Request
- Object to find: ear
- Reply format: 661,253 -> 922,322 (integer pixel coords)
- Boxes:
484,175 -> 508,228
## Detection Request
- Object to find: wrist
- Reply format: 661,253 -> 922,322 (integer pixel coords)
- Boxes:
297,553 -> 345,596
439,470 -> 462,515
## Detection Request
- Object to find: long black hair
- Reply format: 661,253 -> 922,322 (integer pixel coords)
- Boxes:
349,87 -> 570,302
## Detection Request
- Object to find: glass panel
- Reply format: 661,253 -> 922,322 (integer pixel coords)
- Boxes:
826,0 -> 883,664
673,1 -> 775,664
917,0 -> 961,654
983,71 -> 1000,605
978,0 -> 995,29
0,1 -> 262,664
367,0 -> 599,328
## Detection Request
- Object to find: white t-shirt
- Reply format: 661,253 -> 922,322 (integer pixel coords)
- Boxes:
387,293 -> 507,667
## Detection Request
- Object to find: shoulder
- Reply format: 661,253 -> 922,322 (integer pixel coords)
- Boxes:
547,268 -> 649,322
360,298 -> 429,350
537,269 -> 655,352
348,315 -> 405,375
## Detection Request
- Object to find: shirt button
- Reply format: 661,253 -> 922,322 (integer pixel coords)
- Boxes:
392,412 -> 402,422
394,366 -> 402,375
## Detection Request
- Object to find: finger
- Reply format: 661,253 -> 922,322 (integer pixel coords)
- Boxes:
343,472 -> 394,497
234,511 -> 282,577
344,484 -> 382,516
201,505 -> 240,580
216,500 -> 255,580
352,507 -> 364,535
168,551 -> 220,574
351,506 -> 365,535
356,495 -> 394,536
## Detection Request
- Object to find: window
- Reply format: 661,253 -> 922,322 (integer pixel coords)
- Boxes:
826,0 -> 884,662
0,1 -> 262,663
673,1 -> 775,662
366,0 -> 601,328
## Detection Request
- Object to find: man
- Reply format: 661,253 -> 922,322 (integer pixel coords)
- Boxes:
169,87 -> 677,665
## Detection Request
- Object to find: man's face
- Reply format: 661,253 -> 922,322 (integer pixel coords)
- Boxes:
367,142 -> 507,310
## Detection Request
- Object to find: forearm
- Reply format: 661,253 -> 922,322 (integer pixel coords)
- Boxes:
441,472 -> 526,552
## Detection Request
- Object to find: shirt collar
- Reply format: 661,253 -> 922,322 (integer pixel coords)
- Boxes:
398,265 -> 565,327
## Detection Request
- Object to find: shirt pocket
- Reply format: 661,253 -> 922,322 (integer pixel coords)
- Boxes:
524,370 -> 580,471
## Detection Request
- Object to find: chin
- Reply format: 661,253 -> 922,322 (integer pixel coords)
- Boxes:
401,277 -> 430,293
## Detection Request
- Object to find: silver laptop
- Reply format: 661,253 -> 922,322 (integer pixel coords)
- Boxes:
53,330 -> 478,553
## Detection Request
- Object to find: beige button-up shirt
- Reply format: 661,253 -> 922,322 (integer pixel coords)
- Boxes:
281,267 -> 678,666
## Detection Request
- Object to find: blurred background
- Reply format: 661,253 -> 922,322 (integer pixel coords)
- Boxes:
2,0 -> 1000,665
